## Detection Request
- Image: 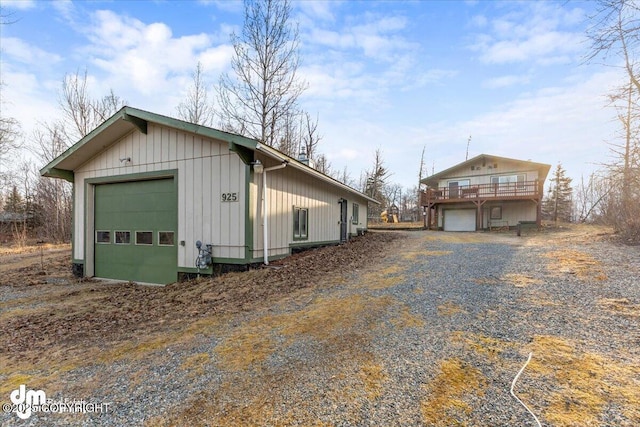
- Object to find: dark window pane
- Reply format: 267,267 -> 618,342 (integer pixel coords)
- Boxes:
490,207 -> 502,220
293,208 -> 300,238
159,231 -> 174,246
300,209 -> 307,237
96,231 -> 110,243
136,231 -> 153,245
115,231 -> 130,244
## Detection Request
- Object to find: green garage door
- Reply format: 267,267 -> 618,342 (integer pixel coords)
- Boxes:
94,178 -> 177,284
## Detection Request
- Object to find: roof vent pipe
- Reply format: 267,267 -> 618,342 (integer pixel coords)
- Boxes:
298,149 -> 309,165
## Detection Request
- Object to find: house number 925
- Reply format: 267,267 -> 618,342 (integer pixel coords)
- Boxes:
221,192 -> 238,202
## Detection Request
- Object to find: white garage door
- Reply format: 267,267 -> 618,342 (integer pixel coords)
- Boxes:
444,209 -> 476,231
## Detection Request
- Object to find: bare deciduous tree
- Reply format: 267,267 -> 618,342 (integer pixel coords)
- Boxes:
0,82 -> 22,180
301,111 -> 321,160
33,72 -> 123,242
314,153 -> 331,175
60,70 -> 125,144
176,62 -> 215,126
574,172 -> 612,222
587,0 -> 640,242
217,0 -> 306,147
276,109 -> 300,156
364,149 -> 391,221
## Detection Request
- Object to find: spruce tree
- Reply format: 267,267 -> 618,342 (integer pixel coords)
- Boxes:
543,164 -> 574,223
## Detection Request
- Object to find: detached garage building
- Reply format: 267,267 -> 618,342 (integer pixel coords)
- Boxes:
41,107 -> 376,285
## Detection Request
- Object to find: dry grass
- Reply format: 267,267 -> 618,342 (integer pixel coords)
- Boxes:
390,304 -> 426,328
451,331 -> 516,360
423,232 -> 492,244
0,242 -> 69,256
358,266 -> 406,290
368,222 -> 424,230
421,358 -> 487,426
180,352 -> 211,378
543,249 -> 607,281
358,360 -> 387,400
525,335 -> 640,426
0,313 -> 225,399
528,223 -> 614,246
158,292 -> 425,425
214,295 -> 394,371
473,277 -> 500,285
474,274 -> 542,288
598,297 -> 640,318
437,301 -> 467,316
501,273 -> 543,287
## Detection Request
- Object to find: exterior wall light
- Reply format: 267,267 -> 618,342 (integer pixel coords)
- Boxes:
252,159 -> 264,174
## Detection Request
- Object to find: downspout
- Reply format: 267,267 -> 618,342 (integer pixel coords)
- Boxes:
262,162 -> 287,265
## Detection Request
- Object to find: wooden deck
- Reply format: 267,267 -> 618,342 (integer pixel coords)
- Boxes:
420,181 -> 542,205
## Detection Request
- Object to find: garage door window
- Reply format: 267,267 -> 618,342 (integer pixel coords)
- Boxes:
96,231 -> 111,244
115,231 -> 131,244
135,231 -> 153,245
158,231 -> 175,246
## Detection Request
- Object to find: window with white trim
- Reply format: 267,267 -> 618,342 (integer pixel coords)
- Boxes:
352,203 -> 359,224
114,231 -> 131,244
293,207 -> 308,240
96,231 -> 111,244
491,174 -> 525,189
135,231 -> 153,245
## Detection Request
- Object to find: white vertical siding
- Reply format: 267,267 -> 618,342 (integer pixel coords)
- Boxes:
74,123 -> 246,270
250,158 -> 371,260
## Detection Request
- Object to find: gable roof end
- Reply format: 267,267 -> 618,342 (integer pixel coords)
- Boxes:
39,106 -> 378,203
420,154 -> 551,188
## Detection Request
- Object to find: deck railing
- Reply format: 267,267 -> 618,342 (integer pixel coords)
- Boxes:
421,180 -> 541,205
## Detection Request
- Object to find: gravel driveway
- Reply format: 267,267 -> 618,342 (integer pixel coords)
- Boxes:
2,228 -> 639,426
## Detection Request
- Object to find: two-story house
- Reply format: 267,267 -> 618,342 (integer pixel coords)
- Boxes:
420,154 -> 551,231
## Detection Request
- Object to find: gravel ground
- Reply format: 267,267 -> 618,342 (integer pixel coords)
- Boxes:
1,227 -> 639,426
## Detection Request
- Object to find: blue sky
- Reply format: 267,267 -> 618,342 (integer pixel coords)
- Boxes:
1,0 -> 624,191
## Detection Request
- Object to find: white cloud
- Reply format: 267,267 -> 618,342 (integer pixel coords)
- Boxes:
1,37 -> 62,66
317,68 -> 622,190
481,31 -> 583,64
438,70 -> 621,180
1,0 -> 36,10
51,0 -> 75,23
82,10 -> 230,96
198,0 -> 243,14
483,73 -> 531,89
304,12 -> 414,62
296,0 -> 337,22
469,2 -> 587,65
299,7 -> 422,113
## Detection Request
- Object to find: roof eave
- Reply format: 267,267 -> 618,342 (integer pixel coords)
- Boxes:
421,154 -> 552,187
256,143 -> 380,204
39,106 -> 377,204
41,167 -> 74,182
